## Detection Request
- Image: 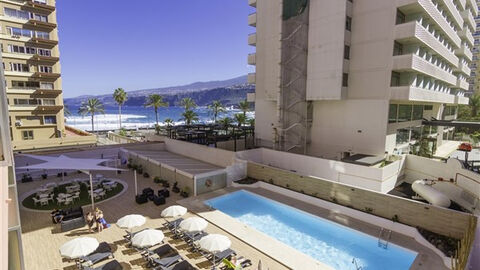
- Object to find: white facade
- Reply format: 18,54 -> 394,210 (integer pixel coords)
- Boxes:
249,0 -> 476,159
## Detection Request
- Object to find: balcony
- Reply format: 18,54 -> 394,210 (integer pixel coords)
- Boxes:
247,92 -> 256,102
32,72 -> 60,79
247,73 -> 256,84
461,10 -> 475,32
6,88 -> 60,95
248,33 -> 256,46
455,44 -> 473,61
395,21 -> 458,65
390,86 -> 456,103
34,104 -> 63,112
248,53 -> 256,65
392,54 -> 457,85
454,61 -> 471,76
439,0 -> 464,28
455,95 -> 469,105
30,54 -> 59,64
456,78 -> 469,90
248,13 -> 256,27
33,89 -> 62,96
397,0 -> 461,47
29,37 -> 58,46
25,1 -> 55,13
458,27 -> 474,46
26,19 -> 57,31
467,0 -> 478,16
248,0 -> 256,7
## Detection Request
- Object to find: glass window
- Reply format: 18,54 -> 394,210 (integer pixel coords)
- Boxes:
346,16 -> 352,31
33,14 -> 48,22
4,8 -> 29,20
393,41 -> 403,56
411,126 -> 422,141
38,65 -> 52,73
40,82 -> 53,89
42,99 -> 55,105
35,31 -> 49,39
412,105 -> 423,120
342,73 -> 348,87
22,130 -> 34,140
396,9 -> 405,25
12,81 -> 40,88
44,116 -> 56,124
10,63 -> 29,72
398,104 -> 412,122
390,72 -> 401,86
424,105 -> 433,111
344,45 -> 350,60
388,104 -> 398,123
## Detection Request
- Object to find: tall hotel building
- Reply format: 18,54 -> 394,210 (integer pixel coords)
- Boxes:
469,0 -> 480,93
248,0 -> 477,159
0,0 -> 67,151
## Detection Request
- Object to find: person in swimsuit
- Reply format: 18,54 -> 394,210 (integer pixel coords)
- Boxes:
86,212 -> 95,232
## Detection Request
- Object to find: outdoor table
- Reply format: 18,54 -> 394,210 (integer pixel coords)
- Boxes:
58,193 -> 72,199
38,193 -> 50,199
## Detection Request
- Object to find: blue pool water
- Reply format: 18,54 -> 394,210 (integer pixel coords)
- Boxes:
206,190 -> 417,270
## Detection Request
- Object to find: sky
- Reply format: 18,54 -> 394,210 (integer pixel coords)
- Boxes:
57,0 -> 255,98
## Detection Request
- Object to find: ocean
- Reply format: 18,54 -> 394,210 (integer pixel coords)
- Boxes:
66,105 -> 254,131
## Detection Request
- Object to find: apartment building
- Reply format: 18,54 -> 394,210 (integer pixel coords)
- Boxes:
469,0 -> 480,94
0,42 -> 24,269
248,0 -> 476,159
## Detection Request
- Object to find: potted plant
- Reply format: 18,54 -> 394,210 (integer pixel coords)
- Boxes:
162,180 -> 170,188
143,172 -> 149,178
154,176 -> 161,183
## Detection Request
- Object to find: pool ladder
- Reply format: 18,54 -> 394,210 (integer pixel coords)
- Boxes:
352,258 -> 363,270
378,227 -> 392,249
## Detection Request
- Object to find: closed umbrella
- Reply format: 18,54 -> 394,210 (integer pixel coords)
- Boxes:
161,205 -> 187,217
198,234 -> 231,269
179,217 -> 208,232
59,237 -> 99,259
117,214 -> 146,230
131,229 -> 164,248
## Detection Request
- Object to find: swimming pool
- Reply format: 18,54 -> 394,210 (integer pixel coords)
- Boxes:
206,190 -> 417,270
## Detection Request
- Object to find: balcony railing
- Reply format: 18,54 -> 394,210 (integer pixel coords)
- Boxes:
27,19 -> 57,30
247,73 -> 256,84
248,53 -> 256,65
390,86 -> 456,103
248,0 -> 256,7
248,33 -> 256,46
32,71 -> 60,79
30,54 -> 59,63
392,54 -> 457,85
25,1 -> 55,13
29,37 -> 58,46
248,13 -> 256,27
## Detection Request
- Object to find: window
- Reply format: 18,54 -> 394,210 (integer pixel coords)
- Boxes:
44,116 -> 56,124
390,72 -> 401,86
22,130 -> 34,140
393,41 -> 403,56
14,98 -> 40,105
444,106 -> 457,116
346,16 -> 352,31
342,73 -> 348,87
42,99 -> 55,105
344,45 -> 350,60
7,27 -> 33,38
411,126 -> 422,141
389,104 -> 398,123
37,48 -> 51,56
412,105 -> 423,120
4,8 -> 29,20
35,31 -> 49,39
396,9 -> 405,25
40,82 -> 53,89
33,14 -> 47,22
12,81 -> 39,88
398,104 -> 412,122
424,105 -> 433,110
10,63 -> 29,72
8,45 -> 37,55
396,128 -> 410,145
38,65 -> 52,73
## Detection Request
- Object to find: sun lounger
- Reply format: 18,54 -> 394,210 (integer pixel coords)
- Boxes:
210,249 -> 236,262
123,228 -> 148,240
221,256 -> 252,270
151,254 -> 182,269
163,218 -> 184,230
159,260 -> 197,270
144,244 -> 177,258
80,242 -> 113,266
83,259 -> 123,270
184,231 -> 207,244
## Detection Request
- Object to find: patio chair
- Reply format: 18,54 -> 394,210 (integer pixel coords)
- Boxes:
209,249 -> 236,263
83,259 -> 123,270
144,244 -> 177,258
158,260 -> 196,270
72,192 -> 80,201
150,254 -> 182,269
123,228 -> 148,241
40,198 -> 49,206
163,218 -> 184,231
80,242 -> 114,267
47,194 -> 55,203
56,197 -> 65,205
32,197 -> 41,206
221,256 -> 252,270
184,231 -> 207,244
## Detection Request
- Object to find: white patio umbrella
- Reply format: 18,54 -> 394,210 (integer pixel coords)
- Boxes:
161,205 -> 187,217
59,237 -> 99,259
131,229 -> 164,248
198,234 -> 231,269
116,214 -> 146,230
179,217 -> 208,232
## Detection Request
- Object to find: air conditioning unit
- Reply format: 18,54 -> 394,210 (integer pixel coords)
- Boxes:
15,120 -> 22,126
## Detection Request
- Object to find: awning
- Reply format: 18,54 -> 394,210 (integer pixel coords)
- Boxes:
17,154 -> 123,171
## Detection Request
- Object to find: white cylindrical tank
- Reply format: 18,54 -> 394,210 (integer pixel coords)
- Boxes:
412,180 -> 451,208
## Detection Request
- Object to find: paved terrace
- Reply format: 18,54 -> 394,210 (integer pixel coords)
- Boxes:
17,169 -> 286,270
125,148 -> 222,175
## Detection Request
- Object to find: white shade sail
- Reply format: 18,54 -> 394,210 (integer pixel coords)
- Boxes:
179,217 -> 208,232
131,229 -> 164,248
117,214 -> 146,229
161,205 -> 187,218
59,237 -> 99,259
16,154 -> 123,171
198,234 -> 231,253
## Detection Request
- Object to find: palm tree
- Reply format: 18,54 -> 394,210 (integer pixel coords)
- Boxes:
64,105 -> 72,118
469,94 -> 480,117
181,110 -> 199,125
234,113 -> 247,127
78,98 -> 104,132
238,99 -> 249,117
113,88 -> 128,129
144,94 -> 168,133
208,100 -> 226,123
180,97 -> 197,111
164,118 -> 174,127
218,117 -> 233,133
247,118 -> 255,127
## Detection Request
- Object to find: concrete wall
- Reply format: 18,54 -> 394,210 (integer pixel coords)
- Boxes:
216,137 -> 254,152
247,161 -> 474,239
195,170 -> 227,196
238,148 -> 402,193
108,132 -> 140,144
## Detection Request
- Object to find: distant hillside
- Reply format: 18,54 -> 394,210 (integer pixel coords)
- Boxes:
64,75 -> 253,107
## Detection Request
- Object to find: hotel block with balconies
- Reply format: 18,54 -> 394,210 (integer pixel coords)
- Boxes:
0,0 -> 94,151
248,0 -> 476,159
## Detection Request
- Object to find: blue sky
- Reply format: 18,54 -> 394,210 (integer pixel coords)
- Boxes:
57,0 -> 255,98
